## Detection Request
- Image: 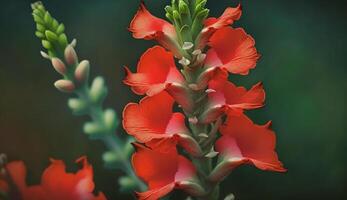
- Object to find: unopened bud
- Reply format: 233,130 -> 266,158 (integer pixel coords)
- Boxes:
90,77 -> 107,103
54,80 -> 75,93
119,176 -> 137,192
40,51 -> 50,60
83,122 -> 103,136
205,148 -> 219,158
224,193 -> 235,200
68,98 -> 87,114
205,89 -> 216,93
197,53 -> 206,62
103,109 -> 118,131
179,57 -> 191,66
198,133 -> 209,138
51,58 -> 66,75
182,42 -> 194,50
75,60 -> 90,83
64,45 -> 78,65
188,83 -> 199,91
102,151 -> 118,164
188,117 -> 198,124
70,38 -> 77,47
192,49 -> 202,55
176,180 -> 206,197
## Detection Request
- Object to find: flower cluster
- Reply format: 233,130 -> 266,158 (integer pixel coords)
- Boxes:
0,154 -> 105,200
123,1 -> 286,199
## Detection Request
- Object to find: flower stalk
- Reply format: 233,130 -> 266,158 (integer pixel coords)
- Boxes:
31,1 -> 146,192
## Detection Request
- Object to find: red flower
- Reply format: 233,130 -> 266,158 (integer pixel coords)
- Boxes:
205,27 -> 261,75
129,3 -> 180,57
123,92 -> 188,142
130,3 -> 242,55
132,139 -> 201,200
200,79 -> 265,123
197,4 -> 242,49
123,92 -> 202,157
124,46 -> 193,111
3,157 -> 106,200
209,113 -> 286,182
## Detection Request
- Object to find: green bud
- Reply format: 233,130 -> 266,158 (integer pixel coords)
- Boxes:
41,40 -> 51,49
103,109 -> 118,131
90,77 -> 107,103
33,14 -> 44,24
52,19 -> 59,30
164,5 -> 173,14
173,10 -> 182,27
56,24 -> 65,35
35,31 -> 45,39
58,33 -> 68,46
45,30 -> 58,41
43,12 -> 52,25
68,98 -> 88,115
33,9 -> 43,17
102,151 -> 119,165
119,176 -> 137,192
84,122 -> 104,136
195,0 -> 207,13
179,0 -> 189,14
36,24 -> 45,32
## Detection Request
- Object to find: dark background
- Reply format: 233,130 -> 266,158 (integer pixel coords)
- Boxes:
0,0 -> 346,199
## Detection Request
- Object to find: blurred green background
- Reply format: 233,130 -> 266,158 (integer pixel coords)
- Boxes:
0,0 -> 346,199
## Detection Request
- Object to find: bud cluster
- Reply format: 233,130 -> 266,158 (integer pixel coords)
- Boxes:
31,2 -> 146,192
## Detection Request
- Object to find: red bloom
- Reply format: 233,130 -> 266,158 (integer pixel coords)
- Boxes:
123,92 -> 202,157
200,79 -> 265,123
124,46 -> 193,111
205,27 -> 260,75
209,113 -> 286,182
132,139 -> 199,200
123,92 -> 188,142
3,157 -> 106,200
130,3 -> 242,55
198,4 -> 242,49
129,3 -> 180,57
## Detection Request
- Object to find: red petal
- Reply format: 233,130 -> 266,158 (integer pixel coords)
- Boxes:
136,183 -> 175,200
174,156 -> 196,182
209,80 -> 265,111
5,158 -> 106,200
198,4 -> 242,49
206,27 -> 260,75
124,46 -> 184,96
129,3 -> 175,40
216,113 -> 286,172
123,92 -> 188,142
129,3 -> 181,57
132,142 -> 178,191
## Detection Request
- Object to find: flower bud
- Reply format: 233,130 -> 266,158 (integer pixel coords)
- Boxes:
89,77 -> 107,103
75,60 -> 90,83
118,176 -> 137,192
103,109 -> 118,131
179,57 -> 191,66
64,45 -> 78,65
51,58 -> 66,75
68,98 -> 87,115
182,42 -> 194,50
54,80 -> 75,93
102,151 -> 119,167
83,122 -> 104,137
